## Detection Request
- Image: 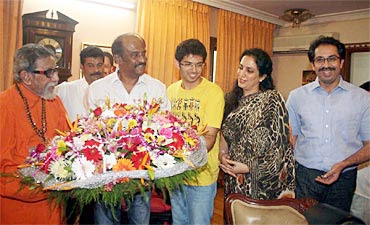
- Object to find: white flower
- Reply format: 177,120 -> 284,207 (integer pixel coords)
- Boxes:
104,154 -> 117,170
71,156 -> 95,180
152,153 -> 176,169
101,109 -> 116,118
72,136 -> 85,149
49,158 -> 69,179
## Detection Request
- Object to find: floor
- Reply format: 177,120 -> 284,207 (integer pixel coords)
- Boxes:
211,186 -> 224,225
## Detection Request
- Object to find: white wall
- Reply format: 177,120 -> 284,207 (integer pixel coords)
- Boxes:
23,0 -> 137,81
273,18 -> 370,99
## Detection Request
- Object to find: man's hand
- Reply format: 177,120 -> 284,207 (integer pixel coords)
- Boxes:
315,161 -> 345,185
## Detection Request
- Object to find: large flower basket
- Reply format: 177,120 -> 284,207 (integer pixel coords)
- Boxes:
18,97 -> 207,208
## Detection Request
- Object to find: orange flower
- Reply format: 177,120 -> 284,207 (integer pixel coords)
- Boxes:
114,109 -> 127,117
113,158 -> 135,172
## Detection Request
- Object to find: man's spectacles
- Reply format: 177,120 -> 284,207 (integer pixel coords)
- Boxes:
313,55 -> 340,65
32,67 -> 59,78
180,62 -> 205,69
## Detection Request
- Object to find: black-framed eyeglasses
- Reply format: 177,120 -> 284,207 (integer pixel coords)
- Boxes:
180,62 -> 205,69
313,55 -> 340,65
32,67 -> 59,78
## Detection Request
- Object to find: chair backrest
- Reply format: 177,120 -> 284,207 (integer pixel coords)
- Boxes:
225,193 -> 318,225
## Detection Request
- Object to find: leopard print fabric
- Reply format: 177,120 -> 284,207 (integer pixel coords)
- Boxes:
222,89 -> 295,200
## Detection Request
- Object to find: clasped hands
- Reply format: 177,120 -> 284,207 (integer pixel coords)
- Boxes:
219,153 -> 249,178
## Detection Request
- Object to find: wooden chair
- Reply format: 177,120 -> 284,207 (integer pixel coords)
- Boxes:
224,193 -> 318,225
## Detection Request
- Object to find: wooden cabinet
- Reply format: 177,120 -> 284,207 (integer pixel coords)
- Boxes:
23,10 -> 78,83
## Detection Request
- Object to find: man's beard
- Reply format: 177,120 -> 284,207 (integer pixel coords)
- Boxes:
41,82 -> 58,100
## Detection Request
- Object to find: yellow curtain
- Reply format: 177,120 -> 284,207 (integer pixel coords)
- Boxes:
1,0 -> 23,92
215,9 -> 275,93
136,0 -> 210,87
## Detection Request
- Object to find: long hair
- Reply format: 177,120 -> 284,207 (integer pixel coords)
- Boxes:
223,48 -> 274,121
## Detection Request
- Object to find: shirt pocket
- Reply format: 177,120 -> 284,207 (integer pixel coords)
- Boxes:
299,109 -> 322,138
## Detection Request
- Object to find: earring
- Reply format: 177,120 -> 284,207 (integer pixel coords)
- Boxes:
259,80 -> 262,82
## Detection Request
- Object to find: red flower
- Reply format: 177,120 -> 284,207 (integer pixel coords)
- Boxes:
35,143 -> 46,153
93,107 -> 103,117
120,136 -> 141,152
144,128 -> 155,134
168,132 -> 184,150
82,139 -> 102,162
131,152 -> 150,169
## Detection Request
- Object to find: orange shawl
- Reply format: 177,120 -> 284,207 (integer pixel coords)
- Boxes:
0,84 -> 69,224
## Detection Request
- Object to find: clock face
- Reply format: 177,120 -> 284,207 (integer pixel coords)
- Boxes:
37,38 -> 63,63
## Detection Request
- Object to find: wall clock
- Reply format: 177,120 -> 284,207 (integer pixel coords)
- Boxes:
37,37 -> 63,63
23,10 -> 78,83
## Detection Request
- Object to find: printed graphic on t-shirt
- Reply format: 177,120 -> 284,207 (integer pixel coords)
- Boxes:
170,97 -> 201,127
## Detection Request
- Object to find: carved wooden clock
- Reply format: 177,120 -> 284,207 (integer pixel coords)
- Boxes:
23,10 -> 78,83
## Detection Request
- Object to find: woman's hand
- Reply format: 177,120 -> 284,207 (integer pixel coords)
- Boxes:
219,157 -> 249,178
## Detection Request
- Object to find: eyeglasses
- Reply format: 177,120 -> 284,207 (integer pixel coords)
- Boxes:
313,55 -> 340,65
180,62 -> 205,69
32,67 -> 59,78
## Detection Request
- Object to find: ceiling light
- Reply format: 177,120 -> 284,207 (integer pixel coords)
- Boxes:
280,8 -> 313,27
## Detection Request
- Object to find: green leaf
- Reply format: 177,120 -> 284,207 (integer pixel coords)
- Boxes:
148,170 -> 155,180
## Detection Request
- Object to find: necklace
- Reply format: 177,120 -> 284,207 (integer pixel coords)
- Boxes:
15,83 -> 47,143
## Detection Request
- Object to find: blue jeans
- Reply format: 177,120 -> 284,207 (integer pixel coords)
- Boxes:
170,182 -> 217,225
94,191 -> 151,225
296,162 -> 356,212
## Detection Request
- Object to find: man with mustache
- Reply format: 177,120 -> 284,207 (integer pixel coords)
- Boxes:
287,36 -> 370,212
0,44 -> 68,224
57,46 -> 104,120
57,46 -> 104,224
87,33 -> 169,225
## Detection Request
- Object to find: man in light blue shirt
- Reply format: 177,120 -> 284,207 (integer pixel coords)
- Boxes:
287,36 -> 370,212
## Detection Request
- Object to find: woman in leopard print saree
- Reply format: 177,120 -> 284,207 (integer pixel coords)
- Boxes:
219,48 -> 295,200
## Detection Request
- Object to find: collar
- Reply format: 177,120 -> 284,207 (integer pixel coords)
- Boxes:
112,70 -> 147,86
309,76 -> 348,92
81,77 -> 89,86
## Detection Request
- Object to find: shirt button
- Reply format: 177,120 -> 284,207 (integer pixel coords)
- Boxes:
325,140 -> 329,143
325,125 -> 329,128
326,110 -> 329,113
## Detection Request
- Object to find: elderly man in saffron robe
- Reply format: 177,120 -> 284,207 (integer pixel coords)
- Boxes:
0,44 -> 68,224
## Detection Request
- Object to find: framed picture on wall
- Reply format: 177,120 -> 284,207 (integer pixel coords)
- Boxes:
80,42 -> 114,78
302,70 -> 316,86
81,42 -> 112,53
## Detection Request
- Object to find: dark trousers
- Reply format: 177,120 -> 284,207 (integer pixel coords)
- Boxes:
66,198 -> 95,225
295,162 -> 356,212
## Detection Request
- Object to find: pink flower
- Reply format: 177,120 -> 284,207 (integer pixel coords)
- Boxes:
121,136 -> 142,152
159,128 -> 173,139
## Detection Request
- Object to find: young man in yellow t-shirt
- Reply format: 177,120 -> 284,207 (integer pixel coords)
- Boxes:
167,39 -> 225,225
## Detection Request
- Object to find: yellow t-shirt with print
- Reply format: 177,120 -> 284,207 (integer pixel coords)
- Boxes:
167,78 -> 225,186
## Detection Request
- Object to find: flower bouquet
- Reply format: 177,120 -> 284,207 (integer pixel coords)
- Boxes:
18,97 -> 207,207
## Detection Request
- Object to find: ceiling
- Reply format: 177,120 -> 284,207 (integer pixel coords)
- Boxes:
194,0 -> 370,26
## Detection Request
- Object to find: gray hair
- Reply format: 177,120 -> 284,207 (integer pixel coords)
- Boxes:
13,43 -> 55,82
